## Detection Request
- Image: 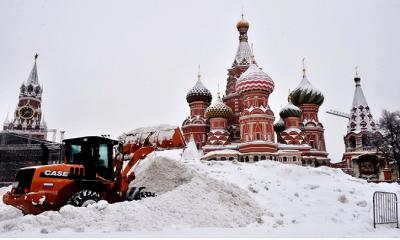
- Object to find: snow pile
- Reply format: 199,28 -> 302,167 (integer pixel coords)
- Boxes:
190,160 -> 400,237
0,151 -> 262,236
1,149 -> 400,237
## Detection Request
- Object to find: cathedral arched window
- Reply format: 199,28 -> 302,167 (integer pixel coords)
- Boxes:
349,136 -> 356,148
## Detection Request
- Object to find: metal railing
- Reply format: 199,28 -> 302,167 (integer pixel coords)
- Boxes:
373,191 -> 399,228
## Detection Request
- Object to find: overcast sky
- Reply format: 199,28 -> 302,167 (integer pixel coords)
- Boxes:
0,0 -> 399,162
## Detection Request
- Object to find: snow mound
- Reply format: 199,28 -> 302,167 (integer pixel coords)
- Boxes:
131,153 -> 196,194
0,154 -> 262,236
1,150 -> 400,237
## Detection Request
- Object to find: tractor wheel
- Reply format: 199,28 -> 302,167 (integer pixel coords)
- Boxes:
67,190 -> 101,207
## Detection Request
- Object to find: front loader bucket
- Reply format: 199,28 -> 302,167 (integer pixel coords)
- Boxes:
120,125 -> 186,152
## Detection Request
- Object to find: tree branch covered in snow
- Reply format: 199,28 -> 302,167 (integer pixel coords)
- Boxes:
370,109 -> 400,176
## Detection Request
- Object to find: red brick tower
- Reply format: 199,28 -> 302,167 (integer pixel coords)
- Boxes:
236,64 -> 277,154
203,93 -> 233,151
223,15 -> 256,141
3,54 -> 47,140
290,63 -> 329,163
182,68 -> 212,149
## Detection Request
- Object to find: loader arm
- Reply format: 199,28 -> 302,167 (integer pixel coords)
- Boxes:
118,146 -> 155,198
115,126 -> 186,199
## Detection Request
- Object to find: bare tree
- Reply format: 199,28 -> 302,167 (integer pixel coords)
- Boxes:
372,109 -> 400,178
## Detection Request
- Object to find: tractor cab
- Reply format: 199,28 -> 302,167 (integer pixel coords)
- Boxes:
63,136 -> 119,181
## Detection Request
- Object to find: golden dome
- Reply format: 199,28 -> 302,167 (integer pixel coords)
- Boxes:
236,18 -> 249,30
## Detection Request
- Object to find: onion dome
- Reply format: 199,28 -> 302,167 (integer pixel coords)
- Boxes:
279,95 -> 302,119
273,117 -> 285,132
236,17 -> 249,32
291,67 -> 324,106
186,70 -> 212,104
236,64 -> 275,94
205,94 -> 233,119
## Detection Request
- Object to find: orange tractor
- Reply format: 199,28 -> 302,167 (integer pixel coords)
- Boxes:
3,127 -> 186,215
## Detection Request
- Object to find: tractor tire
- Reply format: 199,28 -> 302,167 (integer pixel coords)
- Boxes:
67,190 -> 101,207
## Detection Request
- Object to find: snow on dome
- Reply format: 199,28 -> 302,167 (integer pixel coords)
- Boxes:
279,99 -> 302,119
186,79 -> 212,104
291,74 -> 324,106
273,117 -> 285,132
205,95 -> 233,119
232,41 -> 254,67
235,64 -> 274,94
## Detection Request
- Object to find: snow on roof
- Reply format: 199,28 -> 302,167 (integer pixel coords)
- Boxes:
205,95 -> 233,119
186,78 -> 212,103
237,64 -> 270,82
232,41 -> 254,67
26,61 -> 39,85
282,127 -> 302,134
202,149 -> 240,159
293,75 -> 322,96
235,64 -> 274,93
119,124 -> 177,144
282,102 -> 300,112
347,77 -> 377,134
278,143 -> 311,150
351,82 -> 368,108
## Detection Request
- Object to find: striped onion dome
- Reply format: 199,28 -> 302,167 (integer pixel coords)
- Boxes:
235,64 -> 275,94
186,79 -> 212,104
279,96 -> 302,119
273,117 -> 285,132
290,71 -> 324,106
205,95 -> 233,119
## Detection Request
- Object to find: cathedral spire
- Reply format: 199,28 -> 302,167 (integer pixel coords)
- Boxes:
348,69 -> 376,133
27,53 -> 39,85
232,15 -> 255,67
354,66 -> 361,86
197,64 -> 201,81
302,57 -> 307,78
3,112 -> 9,126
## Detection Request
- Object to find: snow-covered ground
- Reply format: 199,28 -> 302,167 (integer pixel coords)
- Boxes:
0,148 -> 399,237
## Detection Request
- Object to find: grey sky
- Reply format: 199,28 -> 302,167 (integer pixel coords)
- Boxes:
0,0 -> 399,162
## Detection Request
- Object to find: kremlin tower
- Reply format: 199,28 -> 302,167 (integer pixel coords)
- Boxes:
182,67 -> 212,149
3,54 -> 47,140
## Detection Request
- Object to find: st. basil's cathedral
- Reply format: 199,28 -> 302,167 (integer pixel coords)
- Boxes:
182,16 -> 330,167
